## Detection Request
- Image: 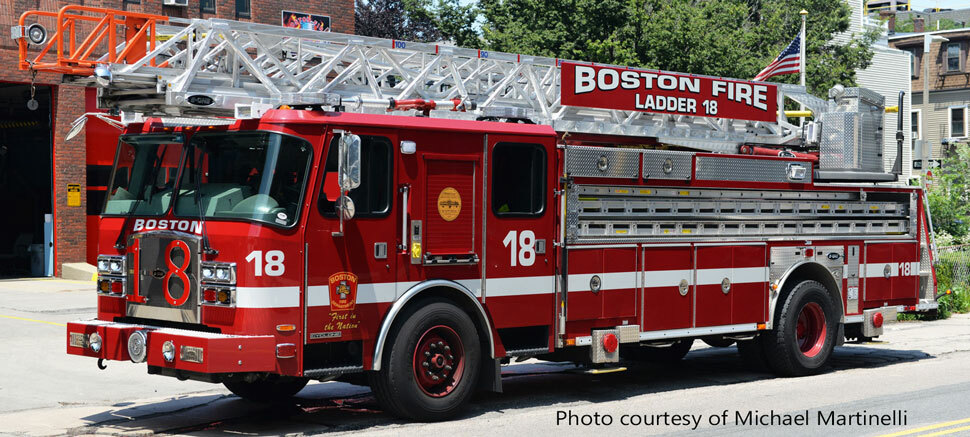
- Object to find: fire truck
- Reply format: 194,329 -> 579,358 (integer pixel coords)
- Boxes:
15,6 -> 938,421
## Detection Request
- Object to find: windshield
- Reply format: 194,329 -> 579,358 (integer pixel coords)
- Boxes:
103,134 -> 185,215
174,131 -> 312,227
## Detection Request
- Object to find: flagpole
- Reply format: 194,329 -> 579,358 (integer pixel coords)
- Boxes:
799,9 -> 808,126
799,9 -> 807,88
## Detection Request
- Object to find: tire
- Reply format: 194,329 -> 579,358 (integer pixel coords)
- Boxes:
763,280 -> 839,376
370,301 -> 481,421
223,375 -> 309,403
624,339 -> 694,364
701,336 -> 736,348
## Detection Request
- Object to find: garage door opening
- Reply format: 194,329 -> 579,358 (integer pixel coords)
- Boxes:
0,83 -> 53,277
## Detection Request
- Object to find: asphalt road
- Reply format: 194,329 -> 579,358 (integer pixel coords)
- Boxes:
2,278 -> 970,436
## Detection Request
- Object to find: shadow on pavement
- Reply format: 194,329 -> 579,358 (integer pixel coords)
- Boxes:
67,344 -> 934,435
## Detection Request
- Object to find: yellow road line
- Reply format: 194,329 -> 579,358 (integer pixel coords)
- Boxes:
0,315 -> 66,327
922,424 -> 970,437
877,418 -> 970,437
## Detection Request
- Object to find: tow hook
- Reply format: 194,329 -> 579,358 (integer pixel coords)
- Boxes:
97,358 -> 107,370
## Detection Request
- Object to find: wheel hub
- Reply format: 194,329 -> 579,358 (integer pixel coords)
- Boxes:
796,302 -> 827,358
413,325 -> 464,397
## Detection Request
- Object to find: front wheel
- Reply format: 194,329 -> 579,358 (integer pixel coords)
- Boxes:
370,300 -> 481,421
763,280 -> 839,376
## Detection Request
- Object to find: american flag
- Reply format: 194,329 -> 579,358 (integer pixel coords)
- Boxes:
753,36 -> 801,82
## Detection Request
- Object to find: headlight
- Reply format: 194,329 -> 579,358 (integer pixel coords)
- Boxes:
88,332 -> 102,352
97,255 -> 125,276
200,262 -> 235,284
162,340 -> 175,362
127,330 -> 148,363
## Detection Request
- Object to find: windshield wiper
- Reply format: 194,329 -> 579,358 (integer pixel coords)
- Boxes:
191,144 -> 218,255
115,145 -> 167,250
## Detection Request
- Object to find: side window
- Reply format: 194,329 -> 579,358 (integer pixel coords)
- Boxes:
492,143 -> 546,216
319,135 -> 393,217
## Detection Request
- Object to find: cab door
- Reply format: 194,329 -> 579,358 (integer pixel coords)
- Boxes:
483,136 -> 557,346
305,128 -> 398,370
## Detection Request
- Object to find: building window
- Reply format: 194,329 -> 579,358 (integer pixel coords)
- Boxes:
951,106 -> 967,138
909,48 -> 920,78
946,43 -> 961,72
492,143 -> 546,216
911,110 -> 920,140
235,0 -> 250,18
201,0 -> 216,13
318,135 -> 393,218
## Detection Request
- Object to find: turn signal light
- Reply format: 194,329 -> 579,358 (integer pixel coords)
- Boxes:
276,324 -> 296,332
98,280 -> 111,293
217,289 -> 231,305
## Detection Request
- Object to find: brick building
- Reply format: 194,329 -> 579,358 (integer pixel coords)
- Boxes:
0,0 -> 352,277
889,28 -> 970,163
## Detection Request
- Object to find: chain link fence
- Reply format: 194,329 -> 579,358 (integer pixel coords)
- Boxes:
935,245 -> 970,292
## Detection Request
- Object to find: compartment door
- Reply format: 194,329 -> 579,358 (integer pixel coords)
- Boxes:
641,245 -> 693,331
421,154 -> 479,261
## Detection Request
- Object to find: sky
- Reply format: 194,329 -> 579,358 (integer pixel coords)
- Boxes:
909,0 -> 970,10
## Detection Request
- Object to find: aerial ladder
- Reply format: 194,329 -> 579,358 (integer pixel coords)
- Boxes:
13,5 -> 847,154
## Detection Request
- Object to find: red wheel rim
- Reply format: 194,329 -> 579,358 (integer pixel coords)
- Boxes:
795,302 -> 827,358
412,325 -> 465,398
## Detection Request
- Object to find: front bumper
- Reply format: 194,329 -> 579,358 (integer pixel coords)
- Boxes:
66,319 -> 277,374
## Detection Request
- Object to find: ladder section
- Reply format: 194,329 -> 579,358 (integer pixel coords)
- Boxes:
566,185 -> 914,243
14,6 -> 823,151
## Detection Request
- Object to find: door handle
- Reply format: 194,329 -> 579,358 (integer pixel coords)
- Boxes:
399,184 -> 409,253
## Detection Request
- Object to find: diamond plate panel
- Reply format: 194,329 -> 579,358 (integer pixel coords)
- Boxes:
694,156 -> 810,183
566,146 -> 640,179
642,150 -> 693,181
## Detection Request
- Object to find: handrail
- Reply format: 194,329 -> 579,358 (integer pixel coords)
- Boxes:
16,5 -> 167,74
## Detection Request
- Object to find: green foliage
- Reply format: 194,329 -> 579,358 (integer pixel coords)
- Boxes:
927,143 -> 970,239
478,0 -> 879,97
895,17 -> 964,33
355,0 -> 479,45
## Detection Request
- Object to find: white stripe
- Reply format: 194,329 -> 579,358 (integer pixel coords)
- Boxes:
235,286 -> 301,308
861,262 -> 919,279
307,285 -> 329,307
696,267 -> 768,286
567,271 -> 637,292
302,266 -> 769,307
644,269 -> 692,288
487,275 -> 554,297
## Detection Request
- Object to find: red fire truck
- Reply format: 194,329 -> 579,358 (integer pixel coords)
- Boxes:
16,6 -> 938,421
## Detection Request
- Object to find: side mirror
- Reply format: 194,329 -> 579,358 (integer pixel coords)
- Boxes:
338,134 -> 361,192
337,195 -> 356,220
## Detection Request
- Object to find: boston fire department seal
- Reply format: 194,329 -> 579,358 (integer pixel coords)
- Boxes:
328,272 -> 358,311
437,187 -> 462,222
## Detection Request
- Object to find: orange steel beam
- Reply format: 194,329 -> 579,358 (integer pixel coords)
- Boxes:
17,6 -> 167,75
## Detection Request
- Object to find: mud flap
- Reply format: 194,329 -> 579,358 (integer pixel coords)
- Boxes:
478,358 -> 502,393
837,323 -> 845,347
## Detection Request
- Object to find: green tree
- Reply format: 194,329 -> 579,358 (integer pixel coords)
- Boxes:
356,0 -> 479,46
479,0 -> 879,97
895,17 -> 964,33
928,142 -> 970,239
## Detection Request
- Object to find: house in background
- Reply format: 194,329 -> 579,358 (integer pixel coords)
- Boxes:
889,27 -> 970,165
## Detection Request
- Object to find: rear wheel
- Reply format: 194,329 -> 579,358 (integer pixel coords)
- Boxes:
223,375 -> 309,403
763,280 -> 838,376
370,301 -> 481,421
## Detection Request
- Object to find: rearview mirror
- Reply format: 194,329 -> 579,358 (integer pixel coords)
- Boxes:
338,134 -> 361,192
